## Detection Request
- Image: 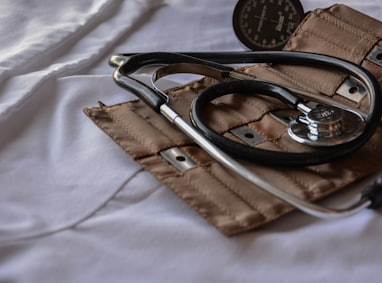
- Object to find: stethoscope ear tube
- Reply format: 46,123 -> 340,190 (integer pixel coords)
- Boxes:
118,52 -> 234,76
113,68 -> 168,112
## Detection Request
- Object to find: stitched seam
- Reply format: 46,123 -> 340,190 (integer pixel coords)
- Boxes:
202,100 -> 278,133
278,63 -> 339,95
302,30 -> 363,60
331,13 -> 382,39
204,106 -> 235,133
171,90 -> 197,110
363,56 -> 382,73
182,172 -> 240,225
169,92 -> 230,131
171,94 -> 193,109
285,171 -> 317,199
278,170 -> 316,199
284,8 -> 315,50
272,137 -> 292,151
89,107 -> 253,233
231,95 -> 285,121
85,108 -> 137,152
318,12 -> 377,43
367,60 -> 382,72
253,95 -> 287,109
133,105 -> 179,145
207,165 -> 268,221
249,122 -> 286,142
263,65 -> 318,93
227,97 -> 251,124
104,108 -> 158,153
181,146 -> 212,167
161,174 -> 249,235
304,165 -> 339,193
160,176 -> 213,222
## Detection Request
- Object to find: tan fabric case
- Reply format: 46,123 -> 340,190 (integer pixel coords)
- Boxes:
84,4 -> 382,236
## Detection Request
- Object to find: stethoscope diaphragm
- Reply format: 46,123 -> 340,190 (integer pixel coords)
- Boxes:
288,105 -> 366,146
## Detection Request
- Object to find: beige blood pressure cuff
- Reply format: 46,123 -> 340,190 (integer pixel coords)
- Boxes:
84,4 -> 382,236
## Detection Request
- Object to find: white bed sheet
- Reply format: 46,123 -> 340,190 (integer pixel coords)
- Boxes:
0,0 -> 381,282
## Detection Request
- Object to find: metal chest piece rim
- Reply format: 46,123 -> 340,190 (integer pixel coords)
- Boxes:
288,105 -> 366,147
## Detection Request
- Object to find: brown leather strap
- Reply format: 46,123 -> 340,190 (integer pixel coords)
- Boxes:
84,4 -> 382,236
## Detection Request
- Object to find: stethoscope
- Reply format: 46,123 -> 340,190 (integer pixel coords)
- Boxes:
109,51 -> 382,219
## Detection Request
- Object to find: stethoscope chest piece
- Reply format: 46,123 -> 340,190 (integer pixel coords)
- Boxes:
288,105 -> 366,146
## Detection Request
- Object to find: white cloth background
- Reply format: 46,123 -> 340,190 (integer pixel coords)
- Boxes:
0,0 -> 381,282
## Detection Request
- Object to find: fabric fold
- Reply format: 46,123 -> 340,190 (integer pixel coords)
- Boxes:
0,1 -> 163,243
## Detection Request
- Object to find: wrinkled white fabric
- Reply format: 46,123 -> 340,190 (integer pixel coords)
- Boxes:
0,0 -> 163,242
0,0 -> 382,282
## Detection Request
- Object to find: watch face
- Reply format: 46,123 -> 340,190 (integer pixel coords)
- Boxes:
233,0 -> 305,51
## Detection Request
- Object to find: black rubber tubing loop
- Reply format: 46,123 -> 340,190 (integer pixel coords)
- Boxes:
120,51 -> 381,125
191,80 -> 380,167
119,51 -> 381,166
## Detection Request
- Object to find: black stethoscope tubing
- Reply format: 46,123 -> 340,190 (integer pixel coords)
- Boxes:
119,51 -> 381,127
118,51 -> 381,166
191,79 -> 371,166
111,51 -> 382,216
